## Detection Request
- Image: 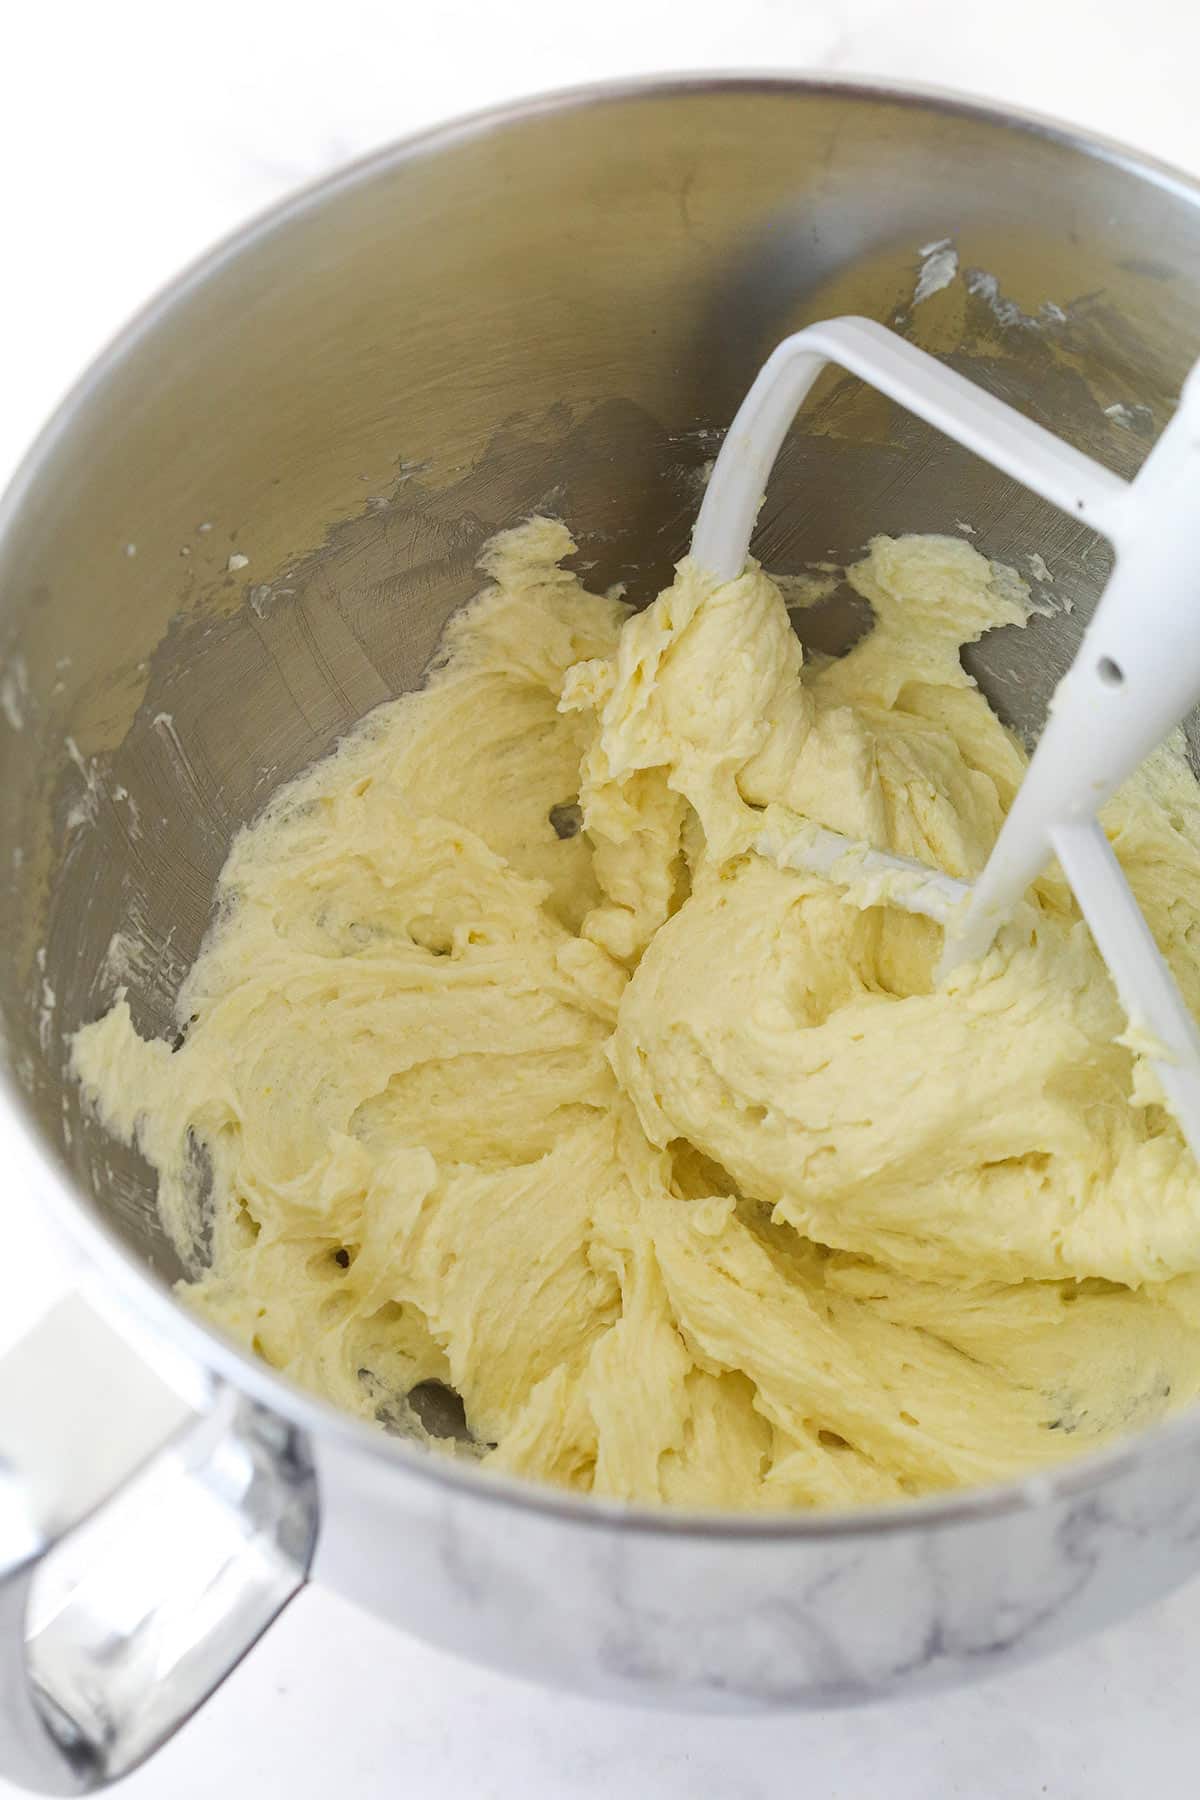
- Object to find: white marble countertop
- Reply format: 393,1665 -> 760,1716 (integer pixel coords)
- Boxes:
4,1 -> 1200,1794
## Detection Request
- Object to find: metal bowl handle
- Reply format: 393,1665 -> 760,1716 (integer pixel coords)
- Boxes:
0,1294 -> 317,1794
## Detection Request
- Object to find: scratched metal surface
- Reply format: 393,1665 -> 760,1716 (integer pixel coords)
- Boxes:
2,79 -> 1198,1281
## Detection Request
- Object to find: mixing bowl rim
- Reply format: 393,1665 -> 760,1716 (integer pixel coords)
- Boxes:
4,68 -> 1200,1542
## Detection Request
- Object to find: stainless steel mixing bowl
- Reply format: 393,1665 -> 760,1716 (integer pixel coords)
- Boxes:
3,74 -> 1200,1794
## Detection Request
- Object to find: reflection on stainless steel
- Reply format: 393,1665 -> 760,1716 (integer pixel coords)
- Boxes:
2,78 -> 1200,1777
0,1297 -> 315,1793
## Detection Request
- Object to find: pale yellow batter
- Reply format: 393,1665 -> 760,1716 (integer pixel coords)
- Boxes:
73,520 -> 1200,1509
